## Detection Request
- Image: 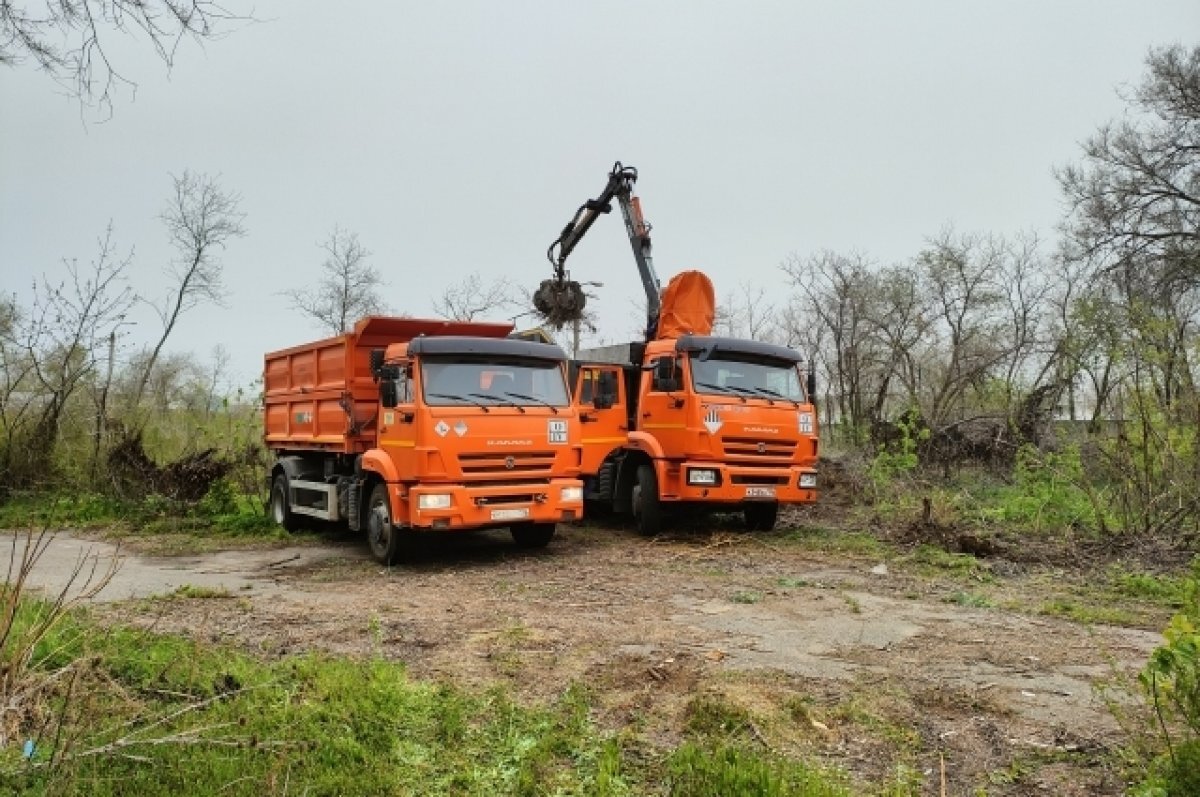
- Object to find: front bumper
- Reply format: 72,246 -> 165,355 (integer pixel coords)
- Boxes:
397,478 -> 584,530
658,462 -> 818,504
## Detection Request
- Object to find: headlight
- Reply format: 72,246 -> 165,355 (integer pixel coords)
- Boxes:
560,486 -> 583,502
799,473 -> 817,488
417,493 -> 452,510
687,468 -> 719,486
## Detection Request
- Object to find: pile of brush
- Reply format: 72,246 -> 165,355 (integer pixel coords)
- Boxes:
532,278 -> 587,328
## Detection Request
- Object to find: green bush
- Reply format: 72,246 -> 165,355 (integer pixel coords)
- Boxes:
995,445 -> 1105,533
1136,561 -> 1200,795
866,413 -> 927,497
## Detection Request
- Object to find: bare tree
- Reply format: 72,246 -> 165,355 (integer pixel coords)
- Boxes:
1058,45 -> 1200,415
0,1 -> 247,113
915,230 -> 1011,431
1057,44 -> 1200,289
0,225 -> 135,487
284,227 -> 387,335
132,171 -> 244,411
715,281 -> 778,342
432,272 -> 518,321
782,251 -> 892,440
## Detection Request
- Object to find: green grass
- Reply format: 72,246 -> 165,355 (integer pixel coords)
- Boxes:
167,584 -> 234,599
1109,566 -> 1189,607
0,603 -> 854,797
1038,598 -> 1138,626
730,590 -> 763,605
0,488 -> 302,555
904,544 -> 990,579
667,743 -> 851,797
944,590 -> 995,608
781,526 -> 887,558
674,695 -> 851,797
0,491 -> 131,528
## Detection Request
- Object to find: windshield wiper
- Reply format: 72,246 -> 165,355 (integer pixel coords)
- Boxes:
502,391 -> 559,414
426,392 -> 490,412
753,386 -> 800,407
696,381 -> 748,400
471,392 -> 525,413
696,381 -> 733,394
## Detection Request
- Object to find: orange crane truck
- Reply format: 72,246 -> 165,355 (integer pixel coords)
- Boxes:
264,316 -> 584,563
534,162 -> 819,534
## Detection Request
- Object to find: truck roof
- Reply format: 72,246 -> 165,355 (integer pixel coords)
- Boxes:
675,335 -> 803,363
410,335 -> 567,361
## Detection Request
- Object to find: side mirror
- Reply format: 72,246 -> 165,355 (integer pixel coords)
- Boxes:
806,369 -> 817,406
370,348 -> 385,377
594,371 -> 618,409
381,379 -> 399,409
653,358 -> 681,392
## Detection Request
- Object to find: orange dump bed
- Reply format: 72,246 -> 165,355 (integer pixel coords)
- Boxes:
263,316 -> 513,453
656,270 -> 715,339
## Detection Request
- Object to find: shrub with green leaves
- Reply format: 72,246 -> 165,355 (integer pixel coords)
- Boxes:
1001,444 -> 1107,534
1136,561 -> 1200,796
867,411 -> 928,497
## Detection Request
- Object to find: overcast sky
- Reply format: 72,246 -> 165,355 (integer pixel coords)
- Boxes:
2,1 -> 1197,388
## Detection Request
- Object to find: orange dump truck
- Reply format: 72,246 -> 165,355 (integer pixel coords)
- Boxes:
543,162 -> 819,534
264,316 -> 584,563
571,272 -> 819,534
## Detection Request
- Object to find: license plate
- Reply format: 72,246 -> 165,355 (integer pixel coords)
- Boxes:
490,508 -> 530,521
744,487 -> 776,499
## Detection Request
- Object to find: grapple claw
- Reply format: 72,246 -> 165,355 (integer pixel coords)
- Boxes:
532,278 -> 587,328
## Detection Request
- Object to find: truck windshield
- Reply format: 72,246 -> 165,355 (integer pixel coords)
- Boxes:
421,357 -> 570,407
689,354 -> 805,402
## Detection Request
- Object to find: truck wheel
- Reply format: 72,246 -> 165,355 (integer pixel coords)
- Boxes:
270,473 -> 301,533
366,483 -> 402,565
744,502 -> 778,532
511,522 -> 555,549
632,464 -> 662,537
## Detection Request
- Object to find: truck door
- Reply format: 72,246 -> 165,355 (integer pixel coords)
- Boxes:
577,365 -> 626,476
638,354 -> 688,456
378,362 -> 418,482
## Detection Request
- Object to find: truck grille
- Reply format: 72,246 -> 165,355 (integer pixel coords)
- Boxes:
731,474 -> 790,485
458,451 -> 557,478
721,437 -> 797,464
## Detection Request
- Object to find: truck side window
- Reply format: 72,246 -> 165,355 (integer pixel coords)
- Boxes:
580,370 -> 596,403
396,365 -> 413,403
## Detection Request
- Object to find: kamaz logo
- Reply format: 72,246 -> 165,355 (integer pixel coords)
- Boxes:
745,426 -> 779,434
487,440 -> 532,446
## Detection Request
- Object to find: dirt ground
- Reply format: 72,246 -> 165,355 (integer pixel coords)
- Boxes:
10,520 -> 1168,796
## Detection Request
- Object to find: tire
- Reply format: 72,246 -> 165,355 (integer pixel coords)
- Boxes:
270,473 -> 302,533
632,464 -> 663,537
366,483 -> 402,565
511,522 -> 555,549
743,502 -> 778,532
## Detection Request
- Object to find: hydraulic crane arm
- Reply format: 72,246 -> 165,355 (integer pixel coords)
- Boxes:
537,162 -> 662,338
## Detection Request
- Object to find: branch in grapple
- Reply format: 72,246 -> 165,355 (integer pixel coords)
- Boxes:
532,279 -> 587,328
